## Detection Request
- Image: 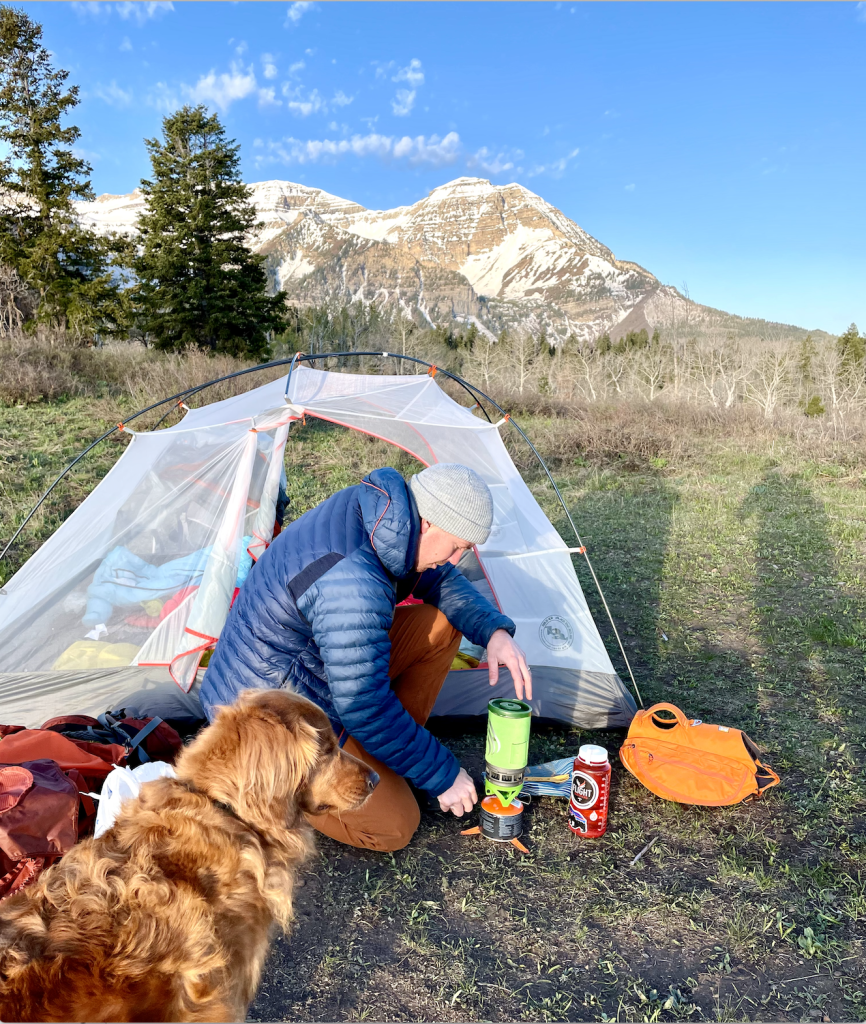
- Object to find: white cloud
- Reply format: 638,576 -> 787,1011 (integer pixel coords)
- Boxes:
393,132 -> 459,165
71,2 -> 112,19
527,147 -> 580,178
119,36 -> 132,51
73,1 -> 173,23
624,183 -> 635,192
393,58 -> 424,89
857,2 -> 866,20
262,53 -> 278,79
258,87 -> 280,108
185,62 -> 257,111
235,40 -> 248,56
286,87 -> 325,116
72,145 -> 102,164
391,88 -> 416,116
94,80 -> 133,107
254,130 -> 460,167
146,82 -> 180,114
285,1 -> 313,26
376,59 -> 423,116
288,60 -> 305,76
116,1 -> 173,25
468,147 -> 521,175
281,82 -> 354,116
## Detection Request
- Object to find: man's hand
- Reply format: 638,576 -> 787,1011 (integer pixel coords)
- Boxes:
436,767 -> 477,816
486,629 -> 533,701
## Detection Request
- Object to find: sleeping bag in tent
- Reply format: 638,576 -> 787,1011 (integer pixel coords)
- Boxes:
0,366 -> 636,730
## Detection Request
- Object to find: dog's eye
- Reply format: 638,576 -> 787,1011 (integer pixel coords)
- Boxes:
314,803 -> 331,814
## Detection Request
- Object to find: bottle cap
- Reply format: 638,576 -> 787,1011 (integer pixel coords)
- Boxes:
578,743 -> 609,765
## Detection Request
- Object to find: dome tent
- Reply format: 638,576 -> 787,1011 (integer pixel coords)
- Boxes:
0,356 -> 638,730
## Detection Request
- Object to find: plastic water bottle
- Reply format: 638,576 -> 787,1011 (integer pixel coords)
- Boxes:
568,744 -> 611,838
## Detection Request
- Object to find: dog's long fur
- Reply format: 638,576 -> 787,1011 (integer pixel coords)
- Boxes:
0,689 -> 376,1023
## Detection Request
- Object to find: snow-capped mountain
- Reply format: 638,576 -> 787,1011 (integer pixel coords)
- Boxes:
74,177 -> 811,343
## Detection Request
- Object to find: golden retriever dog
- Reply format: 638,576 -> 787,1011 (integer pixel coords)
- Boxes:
0,689 -> 377,1023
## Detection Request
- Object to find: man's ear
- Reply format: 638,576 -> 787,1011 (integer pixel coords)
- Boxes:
419,518 -> 431,535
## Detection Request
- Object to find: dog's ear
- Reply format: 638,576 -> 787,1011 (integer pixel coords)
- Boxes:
176,690 -> 322,835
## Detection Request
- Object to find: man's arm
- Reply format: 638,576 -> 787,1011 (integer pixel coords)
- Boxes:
413,563 -> 533,700
412,562 -> 515,647
297,555 -> 460,797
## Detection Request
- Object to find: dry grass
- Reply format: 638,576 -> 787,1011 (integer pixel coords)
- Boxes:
501,393 -> 866,476
0,335 -> 267,407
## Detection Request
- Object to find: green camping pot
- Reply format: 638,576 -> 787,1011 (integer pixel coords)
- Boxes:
485,697 -> 532,804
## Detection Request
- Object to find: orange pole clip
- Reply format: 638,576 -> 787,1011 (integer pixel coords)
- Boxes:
428,365 -> 438,377
577,545 -> 586,554
504,413 -> 511,422
117,423 -> 124,432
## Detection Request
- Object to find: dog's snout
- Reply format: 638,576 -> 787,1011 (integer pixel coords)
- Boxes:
367,770 -> 380,793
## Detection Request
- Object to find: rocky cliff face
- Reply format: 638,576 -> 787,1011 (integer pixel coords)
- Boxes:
74,176 -> 812,343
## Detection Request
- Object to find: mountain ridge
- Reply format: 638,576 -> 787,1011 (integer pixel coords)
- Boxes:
74,176 -> 825,343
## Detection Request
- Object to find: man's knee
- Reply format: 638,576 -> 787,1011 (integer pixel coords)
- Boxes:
424,606 -> 461,649
373,798 -> 421,852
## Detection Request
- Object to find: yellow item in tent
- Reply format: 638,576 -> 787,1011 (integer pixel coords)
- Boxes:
141,598 -> 165,617
450,651 -> 480,671
52,640 -> 141,670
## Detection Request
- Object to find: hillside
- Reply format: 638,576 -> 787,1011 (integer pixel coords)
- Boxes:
75,177 -> 824,344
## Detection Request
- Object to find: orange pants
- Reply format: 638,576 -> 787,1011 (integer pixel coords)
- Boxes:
305,604 -> 461,852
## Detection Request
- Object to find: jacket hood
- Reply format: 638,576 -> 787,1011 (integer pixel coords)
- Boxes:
359,467 -> 420,578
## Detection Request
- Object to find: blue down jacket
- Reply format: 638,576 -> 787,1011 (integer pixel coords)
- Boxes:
200,468 -> 515,797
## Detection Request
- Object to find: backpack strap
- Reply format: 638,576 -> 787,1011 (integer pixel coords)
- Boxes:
125,718 -> 164,763
97,712 -> 129,747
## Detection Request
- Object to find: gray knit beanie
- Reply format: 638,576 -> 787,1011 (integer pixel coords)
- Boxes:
408,464 -> 494,546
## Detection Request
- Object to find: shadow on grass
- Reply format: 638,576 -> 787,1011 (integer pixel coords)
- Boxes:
737,468 -> 865,818
560,467 -> 680,709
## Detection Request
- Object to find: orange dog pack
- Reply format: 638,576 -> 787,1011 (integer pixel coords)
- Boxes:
619,702 -> 780,806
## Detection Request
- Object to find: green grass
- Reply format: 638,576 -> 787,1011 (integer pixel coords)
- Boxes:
2,395 -> 865,1022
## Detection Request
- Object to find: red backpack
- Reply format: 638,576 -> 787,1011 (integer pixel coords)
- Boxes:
0,760 -> 79,903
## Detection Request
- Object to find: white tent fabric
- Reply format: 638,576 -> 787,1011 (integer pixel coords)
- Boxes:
0,365 -> 636,729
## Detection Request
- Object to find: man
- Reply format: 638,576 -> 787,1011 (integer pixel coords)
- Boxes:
201,463 -> 532,852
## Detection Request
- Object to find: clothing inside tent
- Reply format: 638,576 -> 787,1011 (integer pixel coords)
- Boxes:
0,365 -> 636,730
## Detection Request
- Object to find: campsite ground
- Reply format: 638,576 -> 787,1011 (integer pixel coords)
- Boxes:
2,381 -> 865,1023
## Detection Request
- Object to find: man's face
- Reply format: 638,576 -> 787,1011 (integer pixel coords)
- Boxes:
415,520 -> 473,572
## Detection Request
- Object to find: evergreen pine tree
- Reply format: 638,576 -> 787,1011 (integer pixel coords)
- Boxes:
134,104 -> 287,357
837,323 -> 865,371
0,4 -> 126,338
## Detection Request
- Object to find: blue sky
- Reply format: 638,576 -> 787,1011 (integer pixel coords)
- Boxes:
25,1 -> 866,334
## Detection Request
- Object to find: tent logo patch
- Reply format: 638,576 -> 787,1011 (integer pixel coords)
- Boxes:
539,615 -> 574,651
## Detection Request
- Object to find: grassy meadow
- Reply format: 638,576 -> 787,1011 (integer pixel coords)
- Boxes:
1,348 -> 865,1022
